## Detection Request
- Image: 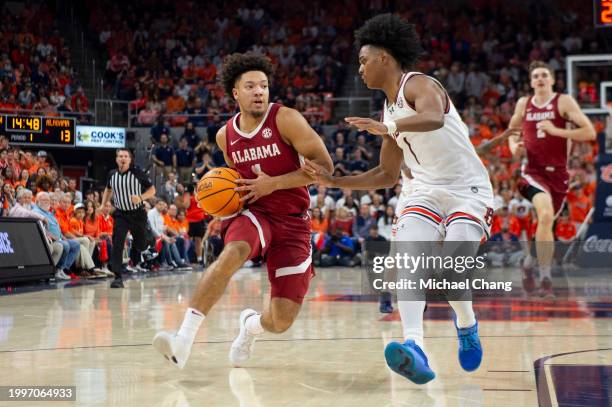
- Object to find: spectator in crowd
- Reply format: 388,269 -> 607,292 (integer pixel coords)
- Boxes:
174,137 -> 196,184
330,206 -> 354,237
310,185 -> 336,215
336,189 -> 359,216
147,198 -> 190,270
150,118 -> 171,145
32,192 -> 82,280
311,207 -> 329,235
68,178 -> 83,203
377,205 -> 395,240
320,227 -> 356,267
352,203 -> 376,247
97,201 -> 114,271
162,171 -> 179,204
180,122 -> 201,150
152,133 -> 175,178
8,188 -> 68,279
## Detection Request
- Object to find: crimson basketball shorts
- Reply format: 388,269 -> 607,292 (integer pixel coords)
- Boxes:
221,209 -> 314,304
518,168 -> 569,216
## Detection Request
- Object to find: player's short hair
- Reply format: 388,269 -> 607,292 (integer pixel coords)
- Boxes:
528,60 -> 554,77
221,52 -> 274,96
354,13 -> 422,70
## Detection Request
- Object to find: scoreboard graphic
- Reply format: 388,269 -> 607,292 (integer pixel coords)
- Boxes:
0,115 -> 76,147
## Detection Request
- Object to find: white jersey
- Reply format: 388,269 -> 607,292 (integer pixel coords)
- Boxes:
508,198 -> 532,219
384,72 -> 492,194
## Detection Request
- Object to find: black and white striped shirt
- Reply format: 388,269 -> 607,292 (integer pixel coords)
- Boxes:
106,166 -> 153,211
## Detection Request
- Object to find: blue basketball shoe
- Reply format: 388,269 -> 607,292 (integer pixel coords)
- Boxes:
455,319 -> 483,372
384,340 -> 435,384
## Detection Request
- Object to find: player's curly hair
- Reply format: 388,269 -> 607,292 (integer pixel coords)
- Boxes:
354,13 -> 422,70
221,52 -> 274,96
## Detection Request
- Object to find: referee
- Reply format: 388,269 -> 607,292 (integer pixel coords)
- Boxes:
101,148 -> 157,288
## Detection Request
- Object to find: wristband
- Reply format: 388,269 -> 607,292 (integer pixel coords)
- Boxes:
384,120 -> 397,135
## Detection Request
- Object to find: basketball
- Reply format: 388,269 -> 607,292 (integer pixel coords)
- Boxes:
196,167 -> 244,217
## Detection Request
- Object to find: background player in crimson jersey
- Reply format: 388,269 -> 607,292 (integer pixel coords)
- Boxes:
153,52 -> 333,369
507,60 -> 595,297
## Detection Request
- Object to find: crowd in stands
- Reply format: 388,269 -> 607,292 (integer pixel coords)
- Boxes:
83,0 -> 351,126
0,4 -> 91,122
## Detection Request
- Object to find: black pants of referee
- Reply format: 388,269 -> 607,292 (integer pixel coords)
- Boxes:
111,208 -> 154,276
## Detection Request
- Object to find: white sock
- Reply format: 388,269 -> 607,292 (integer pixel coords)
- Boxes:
398,301 -> 425,349
245,313 -> 264,335
539,265 -> 552,280
449,301 -> 476,328
197,256 -> 202,262
177,307 -> 205,343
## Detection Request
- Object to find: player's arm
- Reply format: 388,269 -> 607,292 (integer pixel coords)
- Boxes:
508,97 -> 528,156
235,107 -> 333,203
303,134 -> 403,189
538,95 -> 596,141
214,125 -> 235,168
345,76 -> 446,135
476,127 -> 521,155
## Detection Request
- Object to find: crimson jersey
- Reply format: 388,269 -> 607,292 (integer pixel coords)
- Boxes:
522,93 -> 571,171
225,103 -> 310,215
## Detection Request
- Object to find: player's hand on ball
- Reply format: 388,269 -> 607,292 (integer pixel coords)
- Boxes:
234,167 -> 277,204
302,159 -> 335,187
345,117 -> 389,135
536,120 -> 557,135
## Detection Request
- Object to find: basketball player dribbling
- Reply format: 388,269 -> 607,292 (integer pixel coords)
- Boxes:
153,52 -> 333,369
304,14 -> 495,384
507,61 -> 595,297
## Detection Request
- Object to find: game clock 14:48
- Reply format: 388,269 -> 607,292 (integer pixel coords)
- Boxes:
0,115 -> 76,147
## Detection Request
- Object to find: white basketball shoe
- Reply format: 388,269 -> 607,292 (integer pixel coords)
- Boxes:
152,331 -> 192,370
229,309 -> 259,367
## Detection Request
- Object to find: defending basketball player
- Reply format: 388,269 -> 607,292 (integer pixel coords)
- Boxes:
153,52 -> 333,369
507,61 -> 595,297
303,14 -> 493,384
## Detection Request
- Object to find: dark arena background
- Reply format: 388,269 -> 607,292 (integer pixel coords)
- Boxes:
0,1 -> 610,406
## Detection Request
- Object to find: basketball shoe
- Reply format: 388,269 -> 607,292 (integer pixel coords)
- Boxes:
152,331 -> 192,370
229,309 -> 259,367
455,319 -> 483,372
539,277 -> 555,299
384,340 -> 435,384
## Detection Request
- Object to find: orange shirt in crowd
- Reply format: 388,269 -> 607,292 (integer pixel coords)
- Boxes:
84,217 -> 99,238
98,214 -> 114,237
27,161 -> 49,175
311,217 -> 329,234
55,206 -> 73,235
555,218 -> 576,242
164,214 -> 181,234
69,217 -> 84,236
567,189 -> 591,223
178,219 -> 189,235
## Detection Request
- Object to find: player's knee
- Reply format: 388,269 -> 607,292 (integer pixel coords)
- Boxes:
269,315 -> 295,333
538,210 -> 554,227
221,242 -> 251,263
